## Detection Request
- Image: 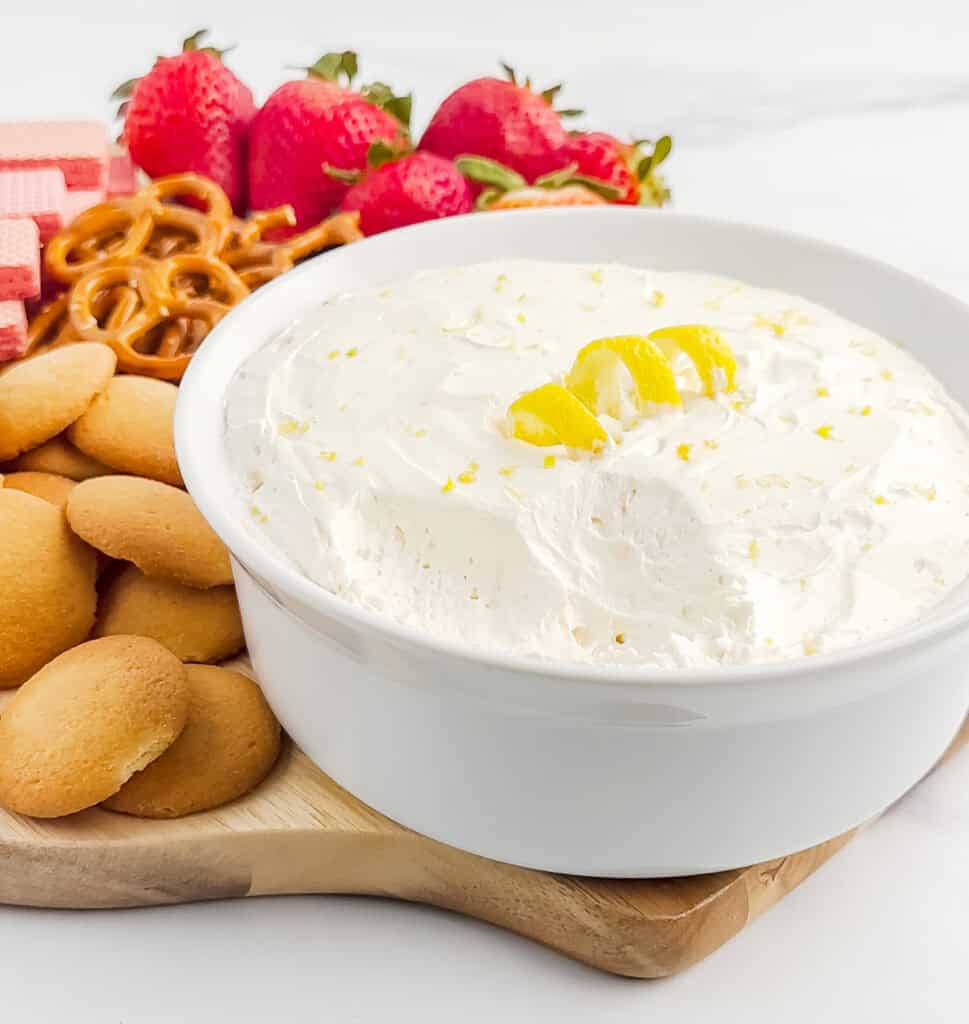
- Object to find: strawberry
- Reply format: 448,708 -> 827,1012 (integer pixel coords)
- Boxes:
456,156 -> 616,210
566,133 -> 673,206
115,30 -> 256,212
248,51 -> 410,237
419,65 -> 576,185
337,148 -> 473,235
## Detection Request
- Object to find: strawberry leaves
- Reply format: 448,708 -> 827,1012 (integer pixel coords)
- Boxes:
457,156 -> 621,209
360,83 -> 413,130
306,50 -> 359,84
500,63 -> 584,118
534,163 -> 621,200
636,135 -> 672,181
181,28 -> 235,60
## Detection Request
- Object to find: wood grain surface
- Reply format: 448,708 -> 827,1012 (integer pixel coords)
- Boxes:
0,681 -> 964,979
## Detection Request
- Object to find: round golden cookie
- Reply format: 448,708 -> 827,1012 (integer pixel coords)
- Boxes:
0,636 -> 188,818
0,344 -> 117,462
3,471 -> 76,510
1,433 -> 113,480
66,475 -> 232,589
67,375 -> 184,488
104,665 -> 280,818
94,564 -> 244,662
0,489 -> 97,688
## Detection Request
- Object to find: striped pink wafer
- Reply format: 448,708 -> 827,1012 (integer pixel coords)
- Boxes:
0,121 -> 108,190
0,299 -> 27,360
107,150 -> 137,198
0,168 -> 67,241
0,219 -> 39,300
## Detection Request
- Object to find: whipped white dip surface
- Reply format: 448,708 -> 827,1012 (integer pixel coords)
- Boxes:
224,260 -> 969,667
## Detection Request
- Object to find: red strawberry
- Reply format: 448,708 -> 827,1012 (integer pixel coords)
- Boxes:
248,51 -> 409,237
566,133 -> 673,206
338,149 -> 473,236
419,65 -> 575,185
115,29 -> 256,212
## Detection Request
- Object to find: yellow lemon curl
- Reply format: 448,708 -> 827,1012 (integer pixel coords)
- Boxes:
506,326 -> 736,455
507,383 -> 609,451
565,335 -> 681,417
647,325 -> 737,399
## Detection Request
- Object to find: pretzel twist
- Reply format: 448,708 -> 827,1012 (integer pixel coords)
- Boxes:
33,174 -> 362,379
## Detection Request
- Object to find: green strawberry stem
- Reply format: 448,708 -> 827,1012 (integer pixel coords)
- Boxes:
110,27 -> 234,118
359,82 -> 413,130
455,155 -> 527,192
323,164 -> 363,183
305,50 -> 359,84
499,62 -> 583,117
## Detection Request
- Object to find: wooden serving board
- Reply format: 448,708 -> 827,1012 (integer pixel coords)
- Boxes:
0,684 -> 964,980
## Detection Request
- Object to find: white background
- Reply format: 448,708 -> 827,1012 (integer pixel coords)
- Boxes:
1,1 -> 968,1019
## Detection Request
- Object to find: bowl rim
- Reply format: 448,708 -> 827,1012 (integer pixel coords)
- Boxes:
175,206 -> 969,691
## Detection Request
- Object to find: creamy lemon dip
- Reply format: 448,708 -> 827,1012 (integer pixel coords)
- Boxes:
224,260 -> 969,667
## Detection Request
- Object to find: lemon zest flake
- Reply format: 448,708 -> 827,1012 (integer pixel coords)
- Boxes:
278,418 -> 309,437
543,455 -> 557,469
676,443 -> 692,462
498,465 -> 517,477
651,290 -> 666,307
815,424 -> 834,440
754,313 -> 785,337
441,478 -> 455,493
816,387 -> 830,397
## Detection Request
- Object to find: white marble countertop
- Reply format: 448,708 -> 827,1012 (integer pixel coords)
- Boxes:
1,1 -> 967,1019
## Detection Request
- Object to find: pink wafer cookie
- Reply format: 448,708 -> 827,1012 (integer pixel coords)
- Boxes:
0,168 -> 67,242
0,219 -> 40,301
106,150 -> 137,198
0,300 -> 27,360
0,121 -> 108,190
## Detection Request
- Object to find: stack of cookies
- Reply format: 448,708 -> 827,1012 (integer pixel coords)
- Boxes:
0,342 -> 280,820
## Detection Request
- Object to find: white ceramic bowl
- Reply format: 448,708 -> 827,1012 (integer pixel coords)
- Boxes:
176,209 -> 969,877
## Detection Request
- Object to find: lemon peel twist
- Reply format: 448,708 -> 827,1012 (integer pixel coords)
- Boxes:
507,383 -> 609,451
647,324 -> 737,398
565,335 -> 681,417
505,325 -> 736,455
